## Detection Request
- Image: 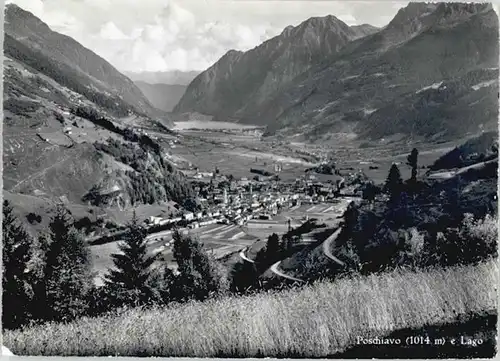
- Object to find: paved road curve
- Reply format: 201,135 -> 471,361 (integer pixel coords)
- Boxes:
239,247 -> 255,263
322,227 -> 345,266
269,261 -> 304,283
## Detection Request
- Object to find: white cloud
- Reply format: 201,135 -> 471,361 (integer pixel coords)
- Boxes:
7,0 -> 405,72
83,2 -> 285,72
100,22 -> 129,40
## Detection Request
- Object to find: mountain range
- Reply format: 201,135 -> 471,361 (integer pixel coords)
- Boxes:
174,3 -> 499,143
123,71 -> 199,113
174,17 -> 379,122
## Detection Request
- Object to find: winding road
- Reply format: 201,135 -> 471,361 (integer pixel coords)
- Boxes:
239,248 -> 255,263
322,227 -> 345,266
269,261 -> 304,283
238,197 -> 359,282
9,153 -> 73,192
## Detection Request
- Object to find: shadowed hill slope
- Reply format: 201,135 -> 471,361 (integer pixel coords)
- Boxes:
4,4 -> 167,121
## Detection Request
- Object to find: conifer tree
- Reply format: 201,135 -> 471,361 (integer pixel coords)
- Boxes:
384,164 -> 403,201
265,233 -> 281,259
27,232 -> 51,323
172,229 -> 227,301
105,211 -> 156,307
362,181 -> 378,203
406,148 -> 419,184
2,200 -> 33,329
43,206 -> 94,322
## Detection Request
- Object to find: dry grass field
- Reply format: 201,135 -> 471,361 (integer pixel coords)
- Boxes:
4,259 -> 497,357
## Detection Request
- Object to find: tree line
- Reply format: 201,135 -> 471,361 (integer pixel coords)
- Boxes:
2,201 -> 227,330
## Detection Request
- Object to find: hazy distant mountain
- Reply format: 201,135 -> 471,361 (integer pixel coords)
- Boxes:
350,24 -> 381,38
125,71 -> 200,86
175,3 -> 498,142
174,16 -> 379,121
134,81 -> 187,112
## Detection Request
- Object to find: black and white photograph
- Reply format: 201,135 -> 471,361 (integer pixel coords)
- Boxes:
1,0 -> 499,358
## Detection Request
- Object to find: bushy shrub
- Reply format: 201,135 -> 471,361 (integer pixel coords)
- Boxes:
26,212 -> 42,224
460,213 -> 498,256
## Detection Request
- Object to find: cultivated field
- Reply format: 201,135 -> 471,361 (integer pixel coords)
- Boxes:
152,127 -> 317,181
5,259 -> 497,357
91,222 -> 259,286
285,202 -> 348,224
161,124 -> 462,186
169,141 -> 313,181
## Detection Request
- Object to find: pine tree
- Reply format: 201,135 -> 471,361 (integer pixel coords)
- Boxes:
104,211 -> 156,307
406,148 -> 419,184
362,182 -> 378,203
384,164 -> 403,201
281,233 -> 296,254
265,233 -> 281,259
43,206 -> 94,322
172,230 -> 227,301
2,200 -> 33,329
27,232 -> 51,323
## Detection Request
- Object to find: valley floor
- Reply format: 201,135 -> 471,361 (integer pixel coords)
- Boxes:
4,258 -> 497,357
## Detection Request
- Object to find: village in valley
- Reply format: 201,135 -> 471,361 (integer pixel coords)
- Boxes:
87,141 -> 362,283
2,1 -> 498,358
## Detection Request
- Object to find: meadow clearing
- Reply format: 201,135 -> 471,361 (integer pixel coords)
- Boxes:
4,258 -> 497,357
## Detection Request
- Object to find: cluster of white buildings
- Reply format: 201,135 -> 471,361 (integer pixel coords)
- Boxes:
145,190 -> 302,231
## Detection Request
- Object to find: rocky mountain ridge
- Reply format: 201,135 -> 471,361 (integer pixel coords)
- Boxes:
173,15 -> 379,120
174,3 -> 498,143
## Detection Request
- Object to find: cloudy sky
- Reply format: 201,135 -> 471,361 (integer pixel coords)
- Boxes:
7,0 -> 408,73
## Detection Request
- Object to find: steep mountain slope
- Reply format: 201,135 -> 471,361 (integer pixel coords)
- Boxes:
176,3 -> 498,143
135,81 -> 187,112
254,3 -> 499,141
3,4 -> 194,226
4,4 -> 165,121
173,16 -> 379,120
265,3 -> 499,142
